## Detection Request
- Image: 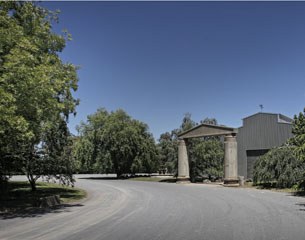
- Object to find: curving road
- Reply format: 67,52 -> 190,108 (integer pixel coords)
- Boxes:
1,175 -> 305,240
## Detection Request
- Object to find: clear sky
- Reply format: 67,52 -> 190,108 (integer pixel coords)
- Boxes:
42,1 -> 305,140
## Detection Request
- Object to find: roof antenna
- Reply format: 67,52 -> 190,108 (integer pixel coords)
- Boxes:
259,104 -> 264,112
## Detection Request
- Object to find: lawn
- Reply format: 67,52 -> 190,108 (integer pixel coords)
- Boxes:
128,176 -> 177,183
128,177 -> 163,182
0,181 -> 86,213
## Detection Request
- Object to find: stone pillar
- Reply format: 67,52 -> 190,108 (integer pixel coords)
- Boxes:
224,134 -> 239,185
177,139 -> 190,183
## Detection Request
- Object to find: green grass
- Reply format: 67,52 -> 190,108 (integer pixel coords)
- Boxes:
128,177 -> 163,182
0,181 -> 87,212
128,176 -> 177,183
241,181 -> 305,195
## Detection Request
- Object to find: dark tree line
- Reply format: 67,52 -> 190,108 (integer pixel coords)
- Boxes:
73,111 -> 224,182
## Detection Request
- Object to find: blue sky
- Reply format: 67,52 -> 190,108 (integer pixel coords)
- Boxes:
42,1 -> 305,140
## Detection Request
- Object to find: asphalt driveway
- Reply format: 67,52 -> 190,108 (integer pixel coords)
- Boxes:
1,175 -> 305,240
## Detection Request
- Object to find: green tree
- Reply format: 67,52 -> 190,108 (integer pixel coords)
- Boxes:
23,117 -> 75,191
188,116 -> 223,181
100,109 -> 158,176
193,140 -> 224,179
253,146 -> 302,188
72,137 -> 95,173
0,2 -> 79,190
73,108 -> 109,173
289,108 -> 305,188
180,112 -> 197,132
41,118 -> 75,186
200,117 -> 218,125
157,131 -> 179,174
74,109 -> 158,176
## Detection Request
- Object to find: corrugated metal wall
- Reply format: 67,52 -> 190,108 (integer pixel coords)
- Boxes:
237,113 -> 293,179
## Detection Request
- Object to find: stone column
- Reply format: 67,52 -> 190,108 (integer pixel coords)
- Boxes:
224,134 -> 239,185
177,139 -> 190,183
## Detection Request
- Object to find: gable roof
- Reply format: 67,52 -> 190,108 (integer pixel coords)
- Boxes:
178,123 -> 238,139
242,112 -> 292,124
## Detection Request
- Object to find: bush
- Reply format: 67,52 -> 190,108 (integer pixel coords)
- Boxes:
190,139 -> 224,182
253,146 -> 303,188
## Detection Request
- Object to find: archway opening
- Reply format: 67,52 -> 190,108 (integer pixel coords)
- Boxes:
177,124 -> 239,185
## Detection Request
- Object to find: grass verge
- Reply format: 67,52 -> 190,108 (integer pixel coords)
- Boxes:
242,182 -> 305,195
128,177 -> 176,183
0,181 -> 87,213
128,177 -> 162,182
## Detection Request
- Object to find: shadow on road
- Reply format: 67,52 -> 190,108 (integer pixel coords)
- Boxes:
290,191 -> 305,211
0,203 -> 84,220
296,203 -> 305,211
159,178 -> 177,183
79,176 -> 178,183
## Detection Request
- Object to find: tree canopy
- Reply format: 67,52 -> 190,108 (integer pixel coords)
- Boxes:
253,146 -> 302,188
157,130 -> 179,174
290,109 -> 305,162
289,108 -> 305,188
0,1 -> 79,190
74,108 -> 158,177
252,109 -> 305,189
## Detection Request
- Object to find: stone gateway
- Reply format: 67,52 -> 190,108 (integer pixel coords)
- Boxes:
177,124 -> 239,185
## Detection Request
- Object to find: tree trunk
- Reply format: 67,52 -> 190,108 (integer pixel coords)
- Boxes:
29,180 -> 36,191
27,174 -> 37,192
116,169 -> 122,179
0,178 -> 8,197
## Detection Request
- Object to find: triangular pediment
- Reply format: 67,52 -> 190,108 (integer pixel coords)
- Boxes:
178,124 -> 238,139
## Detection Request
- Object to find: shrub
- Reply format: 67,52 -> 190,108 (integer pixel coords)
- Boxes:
253,146 -> 303,188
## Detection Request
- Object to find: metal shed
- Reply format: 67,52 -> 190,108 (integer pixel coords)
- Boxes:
237,112 -> 293,179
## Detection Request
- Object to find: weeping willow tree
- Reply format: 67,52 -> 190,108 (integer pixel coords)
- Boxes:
289,108 -> 305,189
73,108 -> 159,176
253,146 -> 302,188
